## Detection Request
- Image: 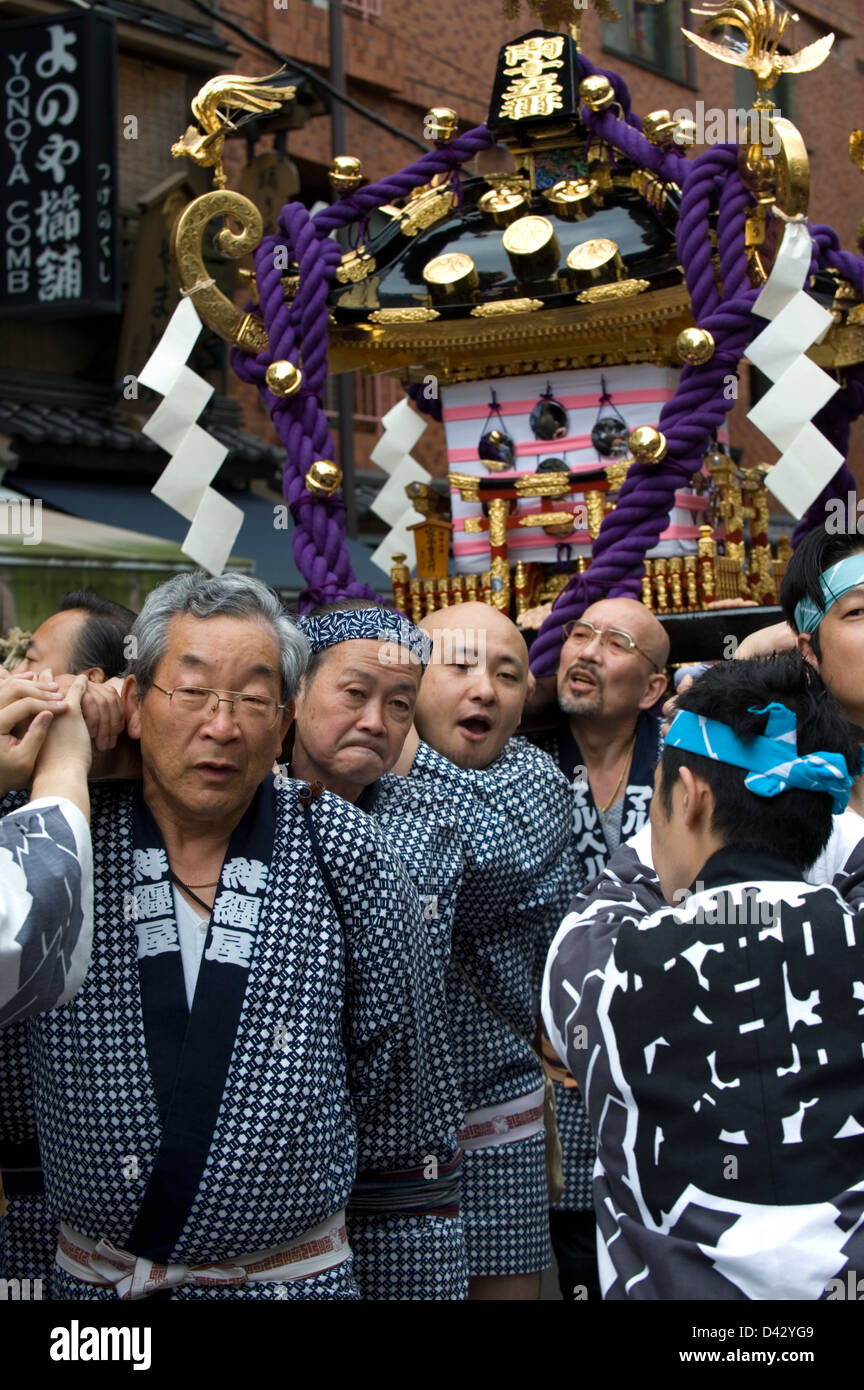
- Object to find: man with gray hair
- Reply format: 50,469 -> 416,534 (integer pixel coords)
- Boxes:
0,571 -> 459,1300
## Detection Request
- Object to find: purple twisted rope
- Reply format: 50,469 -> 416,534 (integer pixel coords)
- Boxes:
230,123 -> 494,608
531,149 -> 763,674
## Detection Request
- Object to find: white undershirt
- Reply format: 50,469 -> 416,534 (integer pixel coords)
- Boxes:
172,885 -> 210,1009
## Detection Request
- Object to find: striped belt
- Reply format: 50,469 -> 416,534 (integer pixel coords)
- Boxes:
56,1211 -> 351,1301
457,1086 -> 545,1152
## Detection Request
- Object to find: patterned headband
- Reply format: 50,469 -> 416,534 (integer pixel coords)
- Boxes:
665,703 -> 854,813
793,554 -> 864,635
297,608 -> 432,670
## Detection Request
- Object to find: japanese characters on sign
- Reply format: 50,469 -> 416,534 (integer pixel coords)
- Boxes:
499,35 -> 566,122
1,11 -> 118,315
487,29 -> 580,140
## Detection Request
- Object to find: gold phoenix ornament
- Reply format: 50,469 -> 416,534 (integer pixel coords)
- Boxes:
171,72 -> 296,189
682,2 -> 834,106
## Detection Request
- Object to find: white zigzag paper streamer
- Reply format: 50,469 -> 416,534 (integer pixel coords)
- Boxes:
369,397 -> 430,575
138,297 -> 244,576
747,222 -> 843,517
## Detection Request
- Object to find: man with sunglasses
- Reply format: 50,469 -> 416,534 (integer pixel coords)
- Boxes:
532,596 -> 669,1300
0,572 -> 459,1300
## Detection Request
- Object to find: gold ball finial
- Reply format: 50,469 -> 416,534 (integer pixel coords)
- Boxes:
579,76 -> 614,112
629,425 -> 668,464
424,108 -> 458,143
329,156 -> 363,193
305,460 -> 343,497
673,117 -> 697,147
676,327 -> 716,365
642,110 -> 677,147
265,361 -> 303,396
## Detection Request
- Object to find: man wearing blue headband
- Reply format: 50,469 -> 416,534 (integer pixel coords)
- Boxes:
292,600 -> 575,1301
543,654 -> 864,1299
740,526 -> 864,885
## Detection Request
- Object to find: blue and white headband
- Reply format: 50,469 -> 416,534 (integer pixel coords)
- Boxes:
665,702 -> 854,813
297,608 -> 432,669
793,554 -> 864,635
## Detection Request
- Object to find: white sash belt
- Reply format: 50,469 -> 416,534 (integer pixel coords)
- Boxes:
56,1211 -> 351,1300
457,1086 -> 545,1152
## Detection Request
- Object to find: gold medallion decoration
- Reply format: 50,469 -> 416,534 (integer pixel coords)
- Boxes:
566,237 -> 621,271
367,307 -> 441,324
577,278 -> 650,302
336,252 -> 377,285
545,178 -> 600,221
503,216 -> 561,280
399,185 -> 457,237
478,187 -> 528,226
469,297 -> 544,317
503,215 -> 558,256
566,237 -> 624,288
422,252 -> 479,302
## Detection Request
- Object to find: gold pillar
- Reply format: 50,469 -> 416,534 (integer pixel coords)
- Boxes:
409,579 -> 423,624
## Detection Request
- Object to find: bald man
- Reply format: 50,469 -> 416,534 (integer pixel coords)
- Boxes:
407,603 -> 534,771
532,596 -> 669,1300
397,603 -> 576,1300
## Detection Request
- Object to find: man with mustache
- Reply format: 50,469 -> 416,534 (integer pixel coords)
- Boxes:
533,597 -> 669,1300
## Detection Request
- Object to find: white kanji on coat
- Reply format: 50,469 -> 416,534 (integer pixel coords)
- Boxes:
133,847 -> 169,881
213,890 -> 261,930
204,925 -> 254,969
133,881 -> 173,920
135,919 -> 180,958
221,857 -> 269,894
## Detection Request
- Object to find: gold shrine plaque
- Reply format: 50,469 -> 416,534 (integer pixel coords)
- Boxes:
422,251 -> 479,302
566,236 -> 624,286
502,215 -> 561,281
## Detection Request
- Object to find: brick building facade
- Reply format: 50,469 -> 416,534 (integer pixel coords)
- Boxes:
1,0 -> 862,603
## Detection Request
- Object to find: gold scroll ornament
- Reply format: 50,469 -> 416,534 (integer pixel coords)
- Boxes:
171,191 -> 269,354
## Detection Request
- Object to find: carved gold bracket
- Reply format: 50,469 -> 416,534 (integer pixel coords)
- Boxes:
171,190 -> 269,353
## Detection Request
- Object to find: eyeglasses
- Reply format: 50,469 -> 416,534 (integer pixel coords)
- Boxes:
561,620 -> 660,672
151,683 -> 287,730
